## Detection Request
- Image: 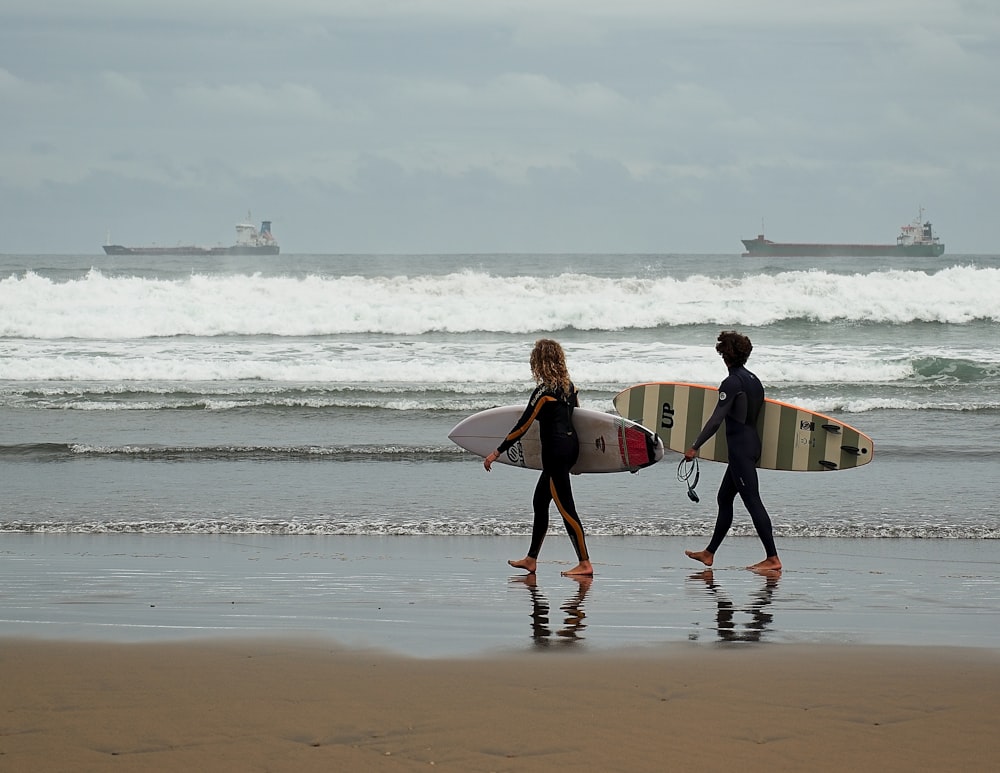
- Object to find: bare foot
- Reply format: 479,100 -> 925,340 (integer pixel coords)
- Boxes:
508,557 -> 537,574
685,549 -> 714,567
748,556 -> 782,574
561,560 -> 594,577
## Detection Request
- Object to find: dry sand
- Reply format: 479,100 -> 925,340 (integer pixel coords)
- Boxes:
3,638 -> 999,772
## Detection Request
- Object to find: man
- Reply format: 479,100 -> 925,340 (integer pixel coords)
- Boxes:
684,331 -> 781,573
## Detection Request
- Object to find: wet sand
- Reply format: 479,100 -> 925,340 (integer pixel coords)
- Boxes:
2,534 -> 998,652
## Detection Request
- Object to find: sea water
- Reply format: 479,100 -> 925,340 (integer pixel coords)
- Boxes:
1,251 -> 998,541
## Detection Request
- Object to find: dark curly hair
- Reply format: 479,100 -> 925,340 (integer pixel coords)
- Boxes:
715,330 -> 753,367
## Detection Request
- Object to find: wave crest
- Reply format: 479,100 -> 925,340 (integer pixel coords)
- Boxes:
3,265 -> 999,338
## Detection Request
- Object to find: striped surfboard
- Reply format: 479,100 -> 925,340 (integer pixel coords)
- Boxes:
613,382 -> 874,472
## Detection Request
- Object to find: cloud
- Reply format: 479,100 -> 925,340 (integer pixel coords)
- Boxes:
0,67 -> 24,92
0,0 -> 998,252
0,67 -> 58,104
173,81 -> 334,120
101,70 -> 147,101
2,0 -> 987,30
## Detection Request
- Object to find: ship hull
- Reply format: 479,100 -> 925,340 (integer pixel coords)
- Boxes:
741,240 -> 945,258
103,244 -> 280,256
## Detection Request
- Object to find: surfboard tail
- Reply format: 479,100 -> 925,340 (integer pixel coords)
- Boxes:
618,422 -> 663,472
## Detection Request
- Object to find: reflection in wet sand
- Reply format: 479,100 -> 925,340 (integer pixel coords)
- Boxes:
688,570 -> 779,643
511,574 -> 592,647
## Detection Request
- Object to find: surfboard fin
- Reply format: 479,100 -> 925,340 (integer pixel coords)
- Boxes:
819,460 -> 838,470
821,424 -> 842,434
840,445 -> 861,455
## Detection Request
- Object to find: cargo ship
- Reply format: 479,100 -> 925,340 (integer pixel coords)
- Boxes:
741,209 -> 944,257
103,215 -> 279,256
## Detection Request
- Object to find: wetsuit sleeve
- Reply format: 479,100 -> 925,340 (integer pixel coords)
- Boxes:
691,377 -> 738,450
496,386 -> 556,454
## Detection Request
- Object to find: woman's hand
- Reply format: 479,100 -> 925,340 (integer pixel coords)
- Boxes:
484,450 -> 499,471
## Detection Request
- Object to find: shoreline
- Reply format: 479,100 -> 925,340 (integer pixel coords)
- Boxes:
2,533 -> 999,655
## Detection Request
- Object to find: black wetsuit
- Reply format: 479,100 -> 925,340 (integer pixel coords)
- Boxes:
496,382 -> 589,562
691,366 -> 777,558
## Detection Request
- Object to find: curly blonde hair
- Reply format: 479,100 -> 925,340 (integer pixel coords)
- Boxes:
530,339 -> 572,392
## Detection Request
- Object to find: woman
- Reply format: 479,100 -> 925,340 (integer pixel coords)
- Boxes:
484,339 -> 593,576
683,330 -> 782,573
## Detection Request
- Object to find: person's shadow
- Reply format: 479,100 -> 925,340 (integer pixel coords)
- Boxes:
511,574 -> 593,647
688,569 -> 779,643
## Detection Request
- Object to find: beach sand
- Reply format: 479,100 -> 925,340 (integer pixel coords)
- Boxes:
3,639 -> 999,772
2,534 -> 999,770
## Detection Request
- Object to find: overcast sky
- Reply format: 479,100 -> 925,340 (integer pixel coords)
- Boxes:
2,1 -> 997,254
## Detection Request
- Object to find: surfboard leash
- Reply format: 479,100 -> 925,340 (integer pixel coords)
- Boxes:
677,457 -> 700,503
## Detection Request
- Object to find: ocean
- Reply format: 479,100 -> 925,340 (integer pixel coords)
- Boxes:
2,251 -> 998,544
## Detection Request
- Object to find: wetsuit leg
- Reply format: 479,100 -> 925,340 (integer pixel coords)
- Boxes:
542,436 -> 589,561
706,466 -> 738,554
528,471 -> 553,559
727,452 -> 778,558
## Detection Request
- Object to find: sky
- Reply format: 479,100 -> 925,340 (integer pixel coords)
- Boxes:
1,0 -> 998,254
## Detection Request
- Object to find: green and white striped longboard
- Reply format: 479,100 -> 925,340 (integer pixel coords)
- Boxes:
613,382 -> 874,472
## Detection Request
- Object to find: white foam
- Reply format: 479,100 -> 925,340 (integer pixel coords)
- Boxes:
3,265 -> 999,339
0,335 -> 992,396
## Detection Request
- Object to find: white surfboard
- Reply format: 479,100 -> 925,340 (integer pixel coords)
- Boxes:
614,382 -> 874,472
448,405 -> 664,474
